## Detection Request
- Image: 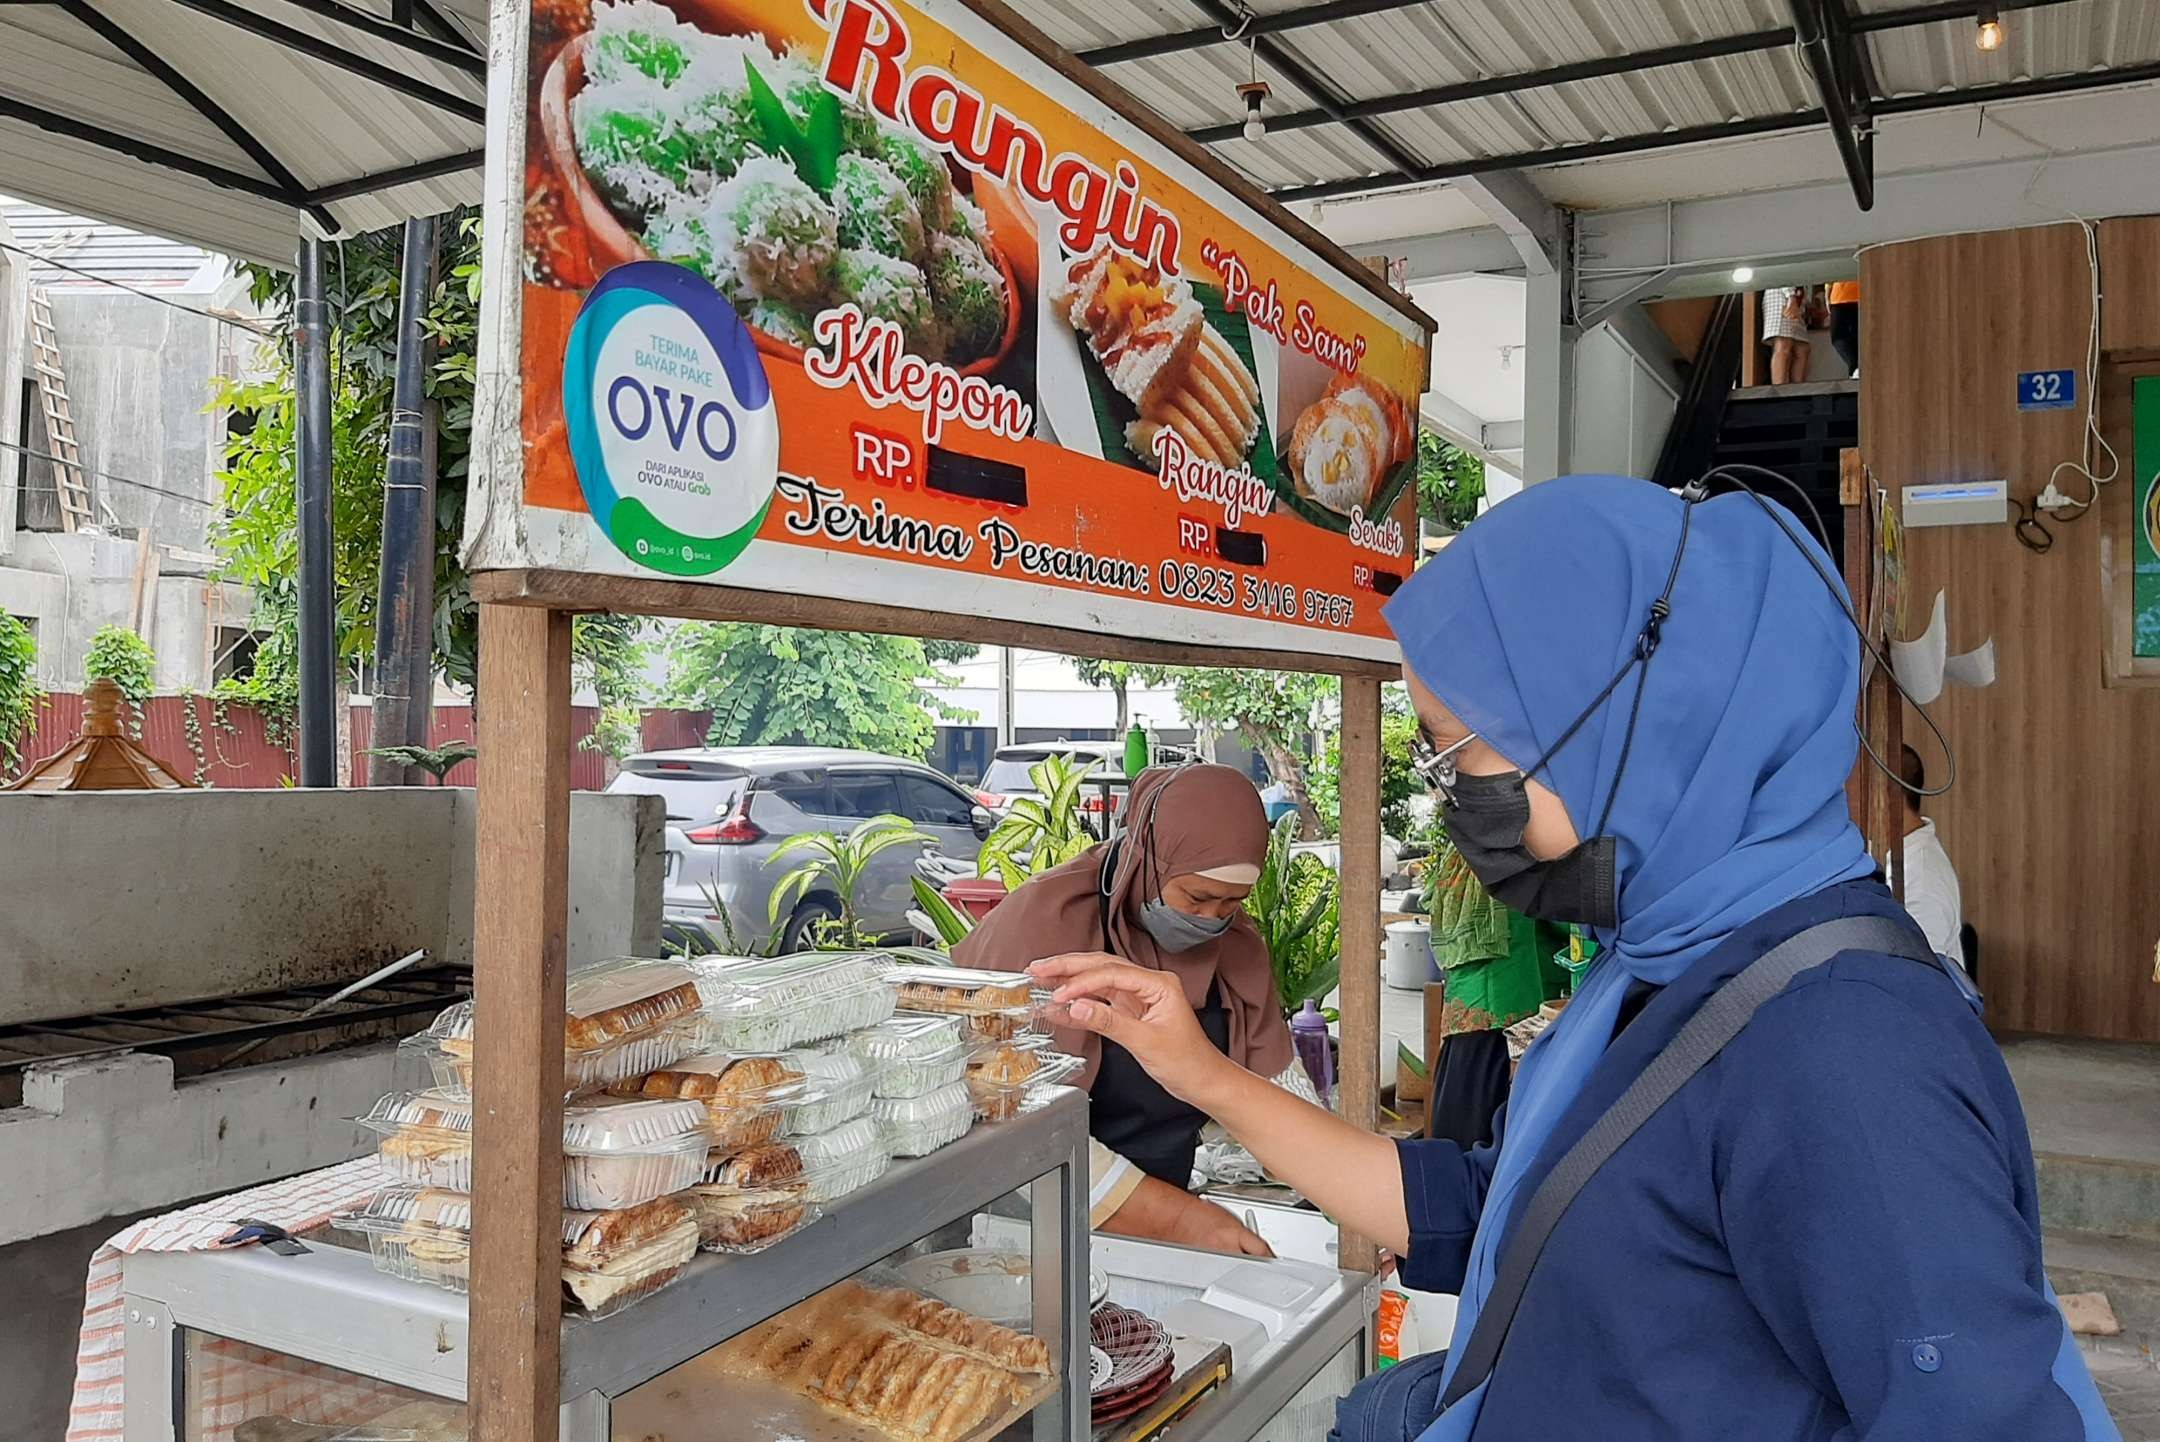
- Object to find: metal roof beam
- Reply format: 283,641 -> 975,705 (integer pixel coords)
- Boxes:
1417,391 -> 1522,467
165,0 -> 485,124
1274,53 -> 2160,205
255,0 -> 489,77
1079,0 -> 1429,66
1178,0 -> 1429,177
1181,0 -> 2083,147
408,0 -> 480,51
0,94 -> 304,207
1275,112 -> 1822,204
1449,170 -> 1559,276
1567,132 -> 2160,313
1192,29 -> 1793,144
1786,0 -> 1875,210
56,0 -> 340,234
305,148 -> 484,204
1350,224 -> 1525,282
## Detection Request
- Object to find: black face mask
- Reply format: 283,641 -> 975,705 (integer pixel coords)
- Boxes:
1442,771 -> 1618,928
1432,489 -> 1702,932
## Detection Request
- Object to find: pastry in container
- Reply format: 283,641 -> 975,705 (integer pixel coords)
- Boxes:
790,1117 -> 890,1202
613,1052 -> 809,1151
867,1080 -> 973,1157
690,951 -> 895,1052
847,1014 -> 967,1099
336,1188 -> 698,1320
885,961 -> 1038,1042
965,1041 -> 1084,1123
401,958 -> 703,1099
359,1090 -> 708,1209
779,1046 -> 876,1135
686,1142 -> 819,1253
559,1095 -> 711,1210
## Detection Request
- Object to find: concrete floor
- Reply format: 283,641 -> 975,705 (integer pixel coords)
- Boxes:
2001,1036 -> 2160,1168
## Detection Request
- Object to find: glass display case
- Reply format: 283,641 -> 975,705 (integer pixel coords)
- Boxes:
119,1088 -> 1090,1442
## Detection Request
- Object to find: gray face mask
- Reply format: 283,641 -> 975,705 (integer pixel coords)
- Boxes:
1139,897 -> 1232,952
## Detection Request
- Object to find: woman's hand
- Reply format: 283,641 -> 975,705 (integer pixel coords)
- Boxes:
1031,953 -> 1233,1106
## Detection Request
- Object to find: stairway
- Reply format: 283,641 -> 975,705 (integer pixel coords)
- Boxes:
2006,1038 -> 2160,1424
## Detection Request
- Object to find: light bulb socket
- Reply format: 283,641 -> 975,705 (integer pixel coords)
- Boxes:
1237,79 -> 1271,140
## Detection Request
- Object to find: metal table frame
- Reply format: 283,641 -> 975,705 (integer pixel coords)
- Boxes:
120,1089 -> 1091,1441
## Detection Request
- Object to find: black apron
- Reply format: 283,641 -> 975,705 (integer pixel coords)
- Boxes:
1089,840 -> 1231,1187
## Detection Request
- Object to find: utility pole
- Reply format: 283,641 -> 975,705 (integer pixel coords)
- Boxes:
369,215 -> 441,786
294,237 -> 335,787
997,647 -> 1016,747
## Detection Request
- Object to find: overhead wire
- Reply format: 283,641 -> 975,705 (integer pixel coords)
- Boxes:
0,239 -> 276,338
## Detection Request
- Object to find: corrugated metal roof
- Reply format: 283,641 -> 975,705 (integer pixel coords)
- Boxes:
0,197 -> 216,290
1021,0 -> 2160,201
0,0 -> 486,268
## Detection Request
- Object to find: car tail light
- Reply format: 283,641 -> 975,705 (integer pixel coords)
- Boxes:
1082,794 -> 1107,813
684,804 -> 763,845
972,789 -> 1003,809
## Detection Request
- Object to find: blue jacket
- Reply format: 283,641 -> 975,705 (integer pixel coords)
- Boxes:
1393,879 -> 2103,1440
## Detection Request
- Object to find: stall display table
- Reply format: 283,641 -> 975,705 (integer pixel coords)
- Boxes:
115,1092 -> 1091,1442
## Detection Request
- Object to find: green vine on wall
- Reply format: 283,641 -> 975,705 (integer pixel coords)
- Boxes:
0,613 -> 42,778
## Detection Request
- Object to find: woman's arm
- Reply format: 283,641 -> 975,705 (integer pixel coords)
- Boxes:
1034,954 -> 1412,1254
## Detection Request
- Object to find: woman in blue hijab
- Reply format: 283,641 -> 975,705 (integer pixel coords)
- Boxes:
1035,475 -> 2116,1441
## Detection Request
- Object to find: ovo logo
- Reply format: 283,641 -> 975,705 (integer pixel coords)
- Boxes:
563,262 -> 778,576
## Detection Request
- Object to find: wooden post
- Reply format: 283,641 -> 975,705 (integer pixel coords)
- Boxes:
1839,449 -> 1871,839
470,602 -> 573,1442
1336,676 -> 1383,1274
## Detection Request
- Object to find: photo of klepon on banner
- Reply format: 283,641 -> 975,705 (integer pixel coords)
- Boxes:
507,0 -> 1432,657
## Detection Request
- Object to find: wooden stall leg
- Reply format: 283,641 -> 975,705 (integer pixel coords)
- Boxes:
471,602 -> 573,1442
1337,677 -> 1383,1274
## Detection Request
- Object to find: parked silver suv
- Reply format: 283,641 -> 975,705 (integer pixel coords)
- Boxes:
607,747 -> 992,953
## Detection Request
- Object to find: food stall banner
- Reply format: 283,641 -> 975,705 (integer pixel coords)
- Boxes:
472,0 -> 1431,661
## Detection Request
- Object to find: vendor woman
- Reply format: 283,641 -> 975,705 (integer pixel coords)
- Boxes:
1034,476 -> 2115,1441
956,764 -> 1288,1257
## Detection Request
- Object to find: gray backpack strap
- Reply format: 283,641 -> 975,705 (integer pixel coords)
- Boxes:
1438,913 -> 1932,1409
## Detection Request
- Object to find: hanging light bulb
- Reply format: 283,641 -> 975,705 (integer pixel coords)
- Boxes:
1975,2 -> 2004,51
1732,265 -> 1756,285
1237,41 -> 1270,142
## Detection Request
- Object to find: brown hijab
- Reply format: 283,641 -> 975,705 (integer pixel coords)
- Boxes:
954,764 -> 1293,1088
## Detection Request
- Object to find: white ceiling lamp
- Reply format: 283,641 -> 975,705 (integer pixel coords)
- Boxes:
1238,37 -> 1270,142
1975,2 -> 2005,51
1732,265 -> 1756,284
1498,344 -> 1520,371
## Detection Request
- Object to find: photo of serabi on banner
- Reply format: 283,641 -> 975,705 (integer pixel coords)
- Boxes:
492,0 -> 1433,660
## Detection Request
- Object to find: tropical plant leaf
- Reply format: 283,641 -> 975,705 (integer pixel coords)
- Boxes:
803,89 -> 843,192
743,60 -> 817,184
909,876 -> 976,948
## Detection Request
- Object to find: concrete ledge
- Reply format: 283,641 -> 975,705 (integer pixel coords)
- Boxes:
0,1043 -> 408,1247
0,787 -> 662,1025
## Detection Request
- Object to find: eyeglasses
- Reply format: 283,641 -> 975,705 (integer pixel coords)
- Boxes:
1410,730 -> 1480,807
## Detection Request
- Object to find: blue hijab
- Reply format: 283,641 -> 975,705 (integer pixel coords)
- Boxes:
1381,475 -> 1876,1438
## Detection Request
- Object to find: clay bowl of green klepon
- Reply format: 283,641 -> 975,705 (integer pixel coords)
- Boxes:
539,20 -> 1025,381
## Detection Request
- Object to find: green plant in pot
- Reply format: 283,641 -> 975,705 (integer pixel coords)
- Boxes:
1247,813 -> 1341,1016
767,813 -> 932,950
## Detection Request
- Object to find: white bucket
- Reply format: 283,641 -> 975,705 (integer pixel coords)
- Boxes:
1384,919 -> 1438,990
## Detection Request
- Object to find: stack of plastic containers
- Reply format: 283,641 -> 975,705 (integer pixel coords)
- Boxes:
345,958 -> 712,1316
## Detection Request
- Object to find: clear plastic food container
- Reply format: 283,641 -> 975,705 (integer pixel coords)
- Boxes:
401,958 -> 703,1100
867,1080 -> 974,1157
790,1117 -> 891,1201
965,1043 -> 1086,1123
336,1189 -> 698,1319
612,1052 -> 812,1152
779,1046 -> 876,1135
847,1014 -> 968,1098
885,960 -> 1040,1042
686,1143 -> 821,1254
358,1090 -> 708,1209
690,952 -> 895,1052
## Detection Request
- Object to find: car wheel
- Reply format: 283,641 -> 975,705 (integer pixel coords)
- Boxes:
781,897 -> 842,953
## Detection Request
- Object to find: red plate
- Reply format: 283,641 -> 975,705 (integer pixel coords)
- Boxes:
1091,1371 -> 1174,1423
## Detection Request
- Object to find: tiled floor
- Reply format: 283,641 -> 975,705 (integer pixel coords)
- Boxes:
2086,1336 -> 2160,1439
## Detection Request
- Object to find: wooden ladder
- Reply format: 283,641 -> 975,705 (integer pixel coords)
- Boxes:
28,287 -> 94,532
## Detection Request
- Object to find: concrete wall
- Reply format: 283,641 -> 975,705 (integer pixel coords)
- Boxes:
15,291 -> 227,548
0,214 -> 25,553
0,528 -> 250,688
0,787 -> 663,1026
